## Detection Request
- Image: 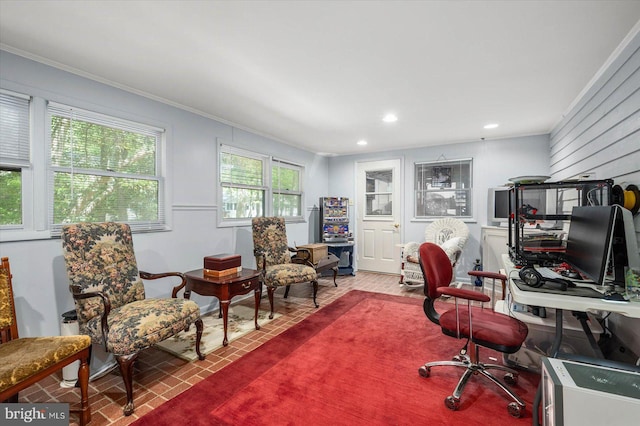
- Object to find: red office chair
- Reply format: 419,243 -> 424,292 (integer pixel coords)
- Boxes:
418,242 -> 528,418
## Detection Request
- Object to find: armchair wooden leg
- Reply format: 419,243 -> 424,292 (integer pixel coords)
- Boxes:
77,354 -> 91,426
2,393 -> 18,403
312,280 -> 319,308
284,285 -> 291,298
116,353 -> 138,416
267,286 -> 276,319
194,318 -> 205,360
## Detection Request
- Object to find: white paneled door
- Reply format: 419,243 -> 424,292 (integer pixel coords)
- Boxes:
356,159 -> 402,274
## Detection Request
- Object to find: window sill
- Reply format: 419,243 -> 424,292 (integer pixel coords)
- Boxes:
411,217 -> 477,224
0,229 -> 52,242
218,217 -> 306,228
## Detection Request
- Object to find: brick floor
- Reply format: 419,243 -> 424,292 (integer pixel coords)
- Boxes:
20,271 -> 424,425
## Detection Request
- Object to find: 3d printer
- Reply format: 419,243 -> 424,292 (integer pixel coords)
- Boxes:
508,179 -> 614,267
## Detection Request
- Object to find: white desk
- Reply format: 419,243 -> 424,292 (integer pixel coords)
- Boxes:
501,254 -> 640,426
502,254 -> 640,317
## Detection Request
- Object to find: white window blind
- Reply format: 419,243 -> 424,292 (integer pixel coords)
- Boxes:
0,90 -> 30,167
47,102 -> 165,233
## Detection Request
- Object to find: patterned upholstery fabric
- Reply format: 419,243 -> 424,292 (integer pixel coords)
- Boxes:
0,267 -> 13,329
61,222 -> 201,355
0,335 -> 91,392
263,264 -> 319,287
402,218 -> 469,287
252,217 -> 293,269
252,217 -> 317,288
86,298 -> 200,355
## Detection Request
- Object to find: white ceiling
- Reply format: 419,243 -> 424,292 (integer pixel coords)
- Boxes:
1,1 -> 639,156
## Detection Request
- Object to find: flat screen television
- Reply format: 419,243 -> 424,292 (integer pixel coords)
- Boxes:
564,206 -> 617,286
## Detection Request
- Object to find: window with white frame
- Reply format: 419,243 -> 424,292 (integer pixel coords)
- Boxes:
272,159 -> 303,219
219,144 -> 304,225
219,146 -> 266,221
0,90 -> 30,228
48,103 -> 165,233
414,159 -> 472,218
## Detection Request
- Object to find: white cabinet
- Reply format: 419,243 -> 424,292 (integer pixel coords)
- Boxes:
481,226 -> 509,273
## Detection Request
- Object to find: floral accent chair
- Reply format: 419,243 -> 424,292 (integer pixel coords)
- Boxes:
61,222 -> 204,417
401,218 -> 469,288
0,257 -> 92,426
252,217 -> 319,319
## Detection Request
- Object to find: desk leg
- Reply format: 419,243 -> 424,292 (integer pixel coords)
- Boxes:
254,286 -> 261,331
550,309 -> 564,357
533,309 -> 564,426
220,300 -> 230,346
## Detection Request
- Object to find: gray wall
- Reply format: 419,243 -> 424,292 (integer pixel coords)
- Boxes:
0,51 -> 329,337
548,28 -> 640,357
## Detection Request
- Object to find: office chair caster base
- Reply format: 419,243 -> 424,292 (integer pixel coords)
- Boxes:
507,402 -> 523,418
444,395 -> 460,411
418,366 -> 431,377
504,372 -> 518,386
452,354 -> 468,363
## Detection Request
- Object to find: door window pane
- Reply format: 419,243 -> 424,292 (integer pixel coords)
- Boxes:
365,169 -> 393,216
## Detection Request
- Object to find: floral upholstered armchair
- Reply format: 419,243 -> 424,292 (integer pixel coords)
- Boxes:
61,222 -> 204,416
401,218 -> 469,288
252,217 -> 319,319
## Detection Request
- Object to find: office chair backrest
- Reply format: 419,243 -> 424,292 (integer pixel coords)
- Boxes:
419,242 -> 453,299
419,242 -> 453,324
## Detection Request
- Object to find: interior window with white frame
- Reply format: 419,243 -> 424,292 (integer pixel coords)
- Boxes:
47,103 -> 165,234
0,90 -> 30,228
414,159 -> 472,218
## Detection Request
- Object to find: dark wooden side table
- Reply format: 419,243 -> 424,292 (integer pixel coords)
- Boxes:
315,253 -> 340,286
184,268 -> 261,346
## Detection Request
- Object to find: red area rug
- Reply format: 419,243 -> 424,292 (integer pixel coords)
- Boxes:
135,290 -> 539,425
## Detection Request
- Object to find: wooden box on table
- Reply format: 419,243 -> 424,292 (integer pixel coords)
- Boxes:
296,244 -> 328,265
204,253 -> 242,277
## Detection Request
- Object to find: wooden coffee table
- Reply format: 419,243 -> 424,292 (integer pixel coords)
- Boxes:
184,268 -> 261,346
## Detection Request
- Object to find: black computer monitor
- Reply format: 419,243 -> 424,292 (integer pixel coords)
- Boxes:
564,206 -> 617,286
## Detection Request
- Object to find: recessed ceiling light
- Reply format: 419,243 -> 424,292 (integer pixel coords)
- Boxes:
382,113 -> 398,123
357,140 -> 368,146
484,123 -> 499,129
